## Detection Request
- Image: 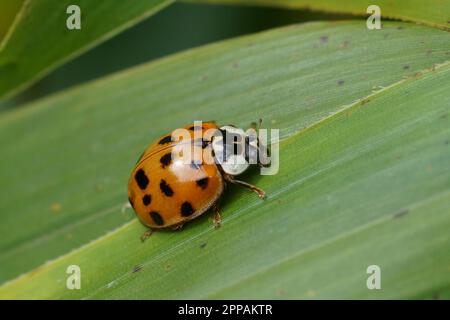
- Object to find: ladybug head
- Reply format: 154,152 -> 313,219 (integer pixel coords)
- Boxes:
211,124 -> 269,176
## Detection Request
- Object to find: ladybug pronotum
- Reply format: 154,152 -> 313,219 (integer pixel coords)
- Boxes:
128,121 -> 267,240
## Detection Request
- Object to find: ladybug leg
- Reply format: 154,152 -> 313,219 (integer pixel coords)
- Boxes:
224,174 -> 266,199
170,224 -> 184,231
121,201 -> 132,213
213,203 -> 222,229
140,229 -> 154,242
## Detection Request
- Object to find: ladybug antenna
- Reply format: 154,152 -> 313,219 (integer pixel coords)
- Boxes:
250,119 -> 263,133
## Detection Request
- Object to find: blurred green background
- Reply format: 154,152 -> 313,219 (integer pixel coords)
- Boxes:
1,2 -> 353,109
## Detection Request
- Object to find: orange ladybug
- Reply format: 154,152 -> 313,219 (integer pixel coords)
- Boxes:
128,121 -> 267,240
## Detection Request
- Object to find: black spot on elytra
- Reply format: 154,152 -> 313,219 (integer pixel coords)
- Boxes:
160,152 -> 172,168
158,135 -> 172,145
196,177 -> 209,189
142,194 -> 152,206
181,201 -> 195,216
150,211 -> 164,226
135,169 -> 149,190
160,179 -> 174,197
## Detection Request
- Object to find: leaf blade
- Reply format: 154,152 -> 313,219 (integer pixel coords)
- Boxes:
184,0 -> 450,30
2,60 -> 450,299
0,0 -> 25,45
0,21 -> 449,297
0,0 -> 173,100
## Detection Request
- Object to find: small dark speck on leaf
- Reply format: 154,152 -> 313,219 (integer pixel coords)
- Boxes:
201,75 -> 208,81
200,243 -> 207,249
403,65 -> 410,70
232,62 -> 239,68
426,49 -> 432,55
397,26 -> 404,30
276,289 -> 286,296
337,80 -> 345,86
132,265 -> 143,273
444,140 -> 449,145
340,40 -> 350,48
393,208 -> 409,219
320,35 -> 329,43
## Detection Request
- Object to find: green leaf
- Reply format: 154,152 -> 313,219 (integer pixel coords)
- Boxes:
0,0 -> 173,100
185,0 -> 450,31
0,21 -> 449,298
0,0 -> 25,43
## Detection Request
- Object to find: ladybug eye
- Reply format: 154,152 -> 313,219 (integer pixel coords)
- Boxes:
245,136 -> 258,164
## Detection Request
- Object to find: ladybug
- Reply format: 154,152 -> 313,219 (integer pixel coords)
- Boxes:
128,121 -> 267,240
